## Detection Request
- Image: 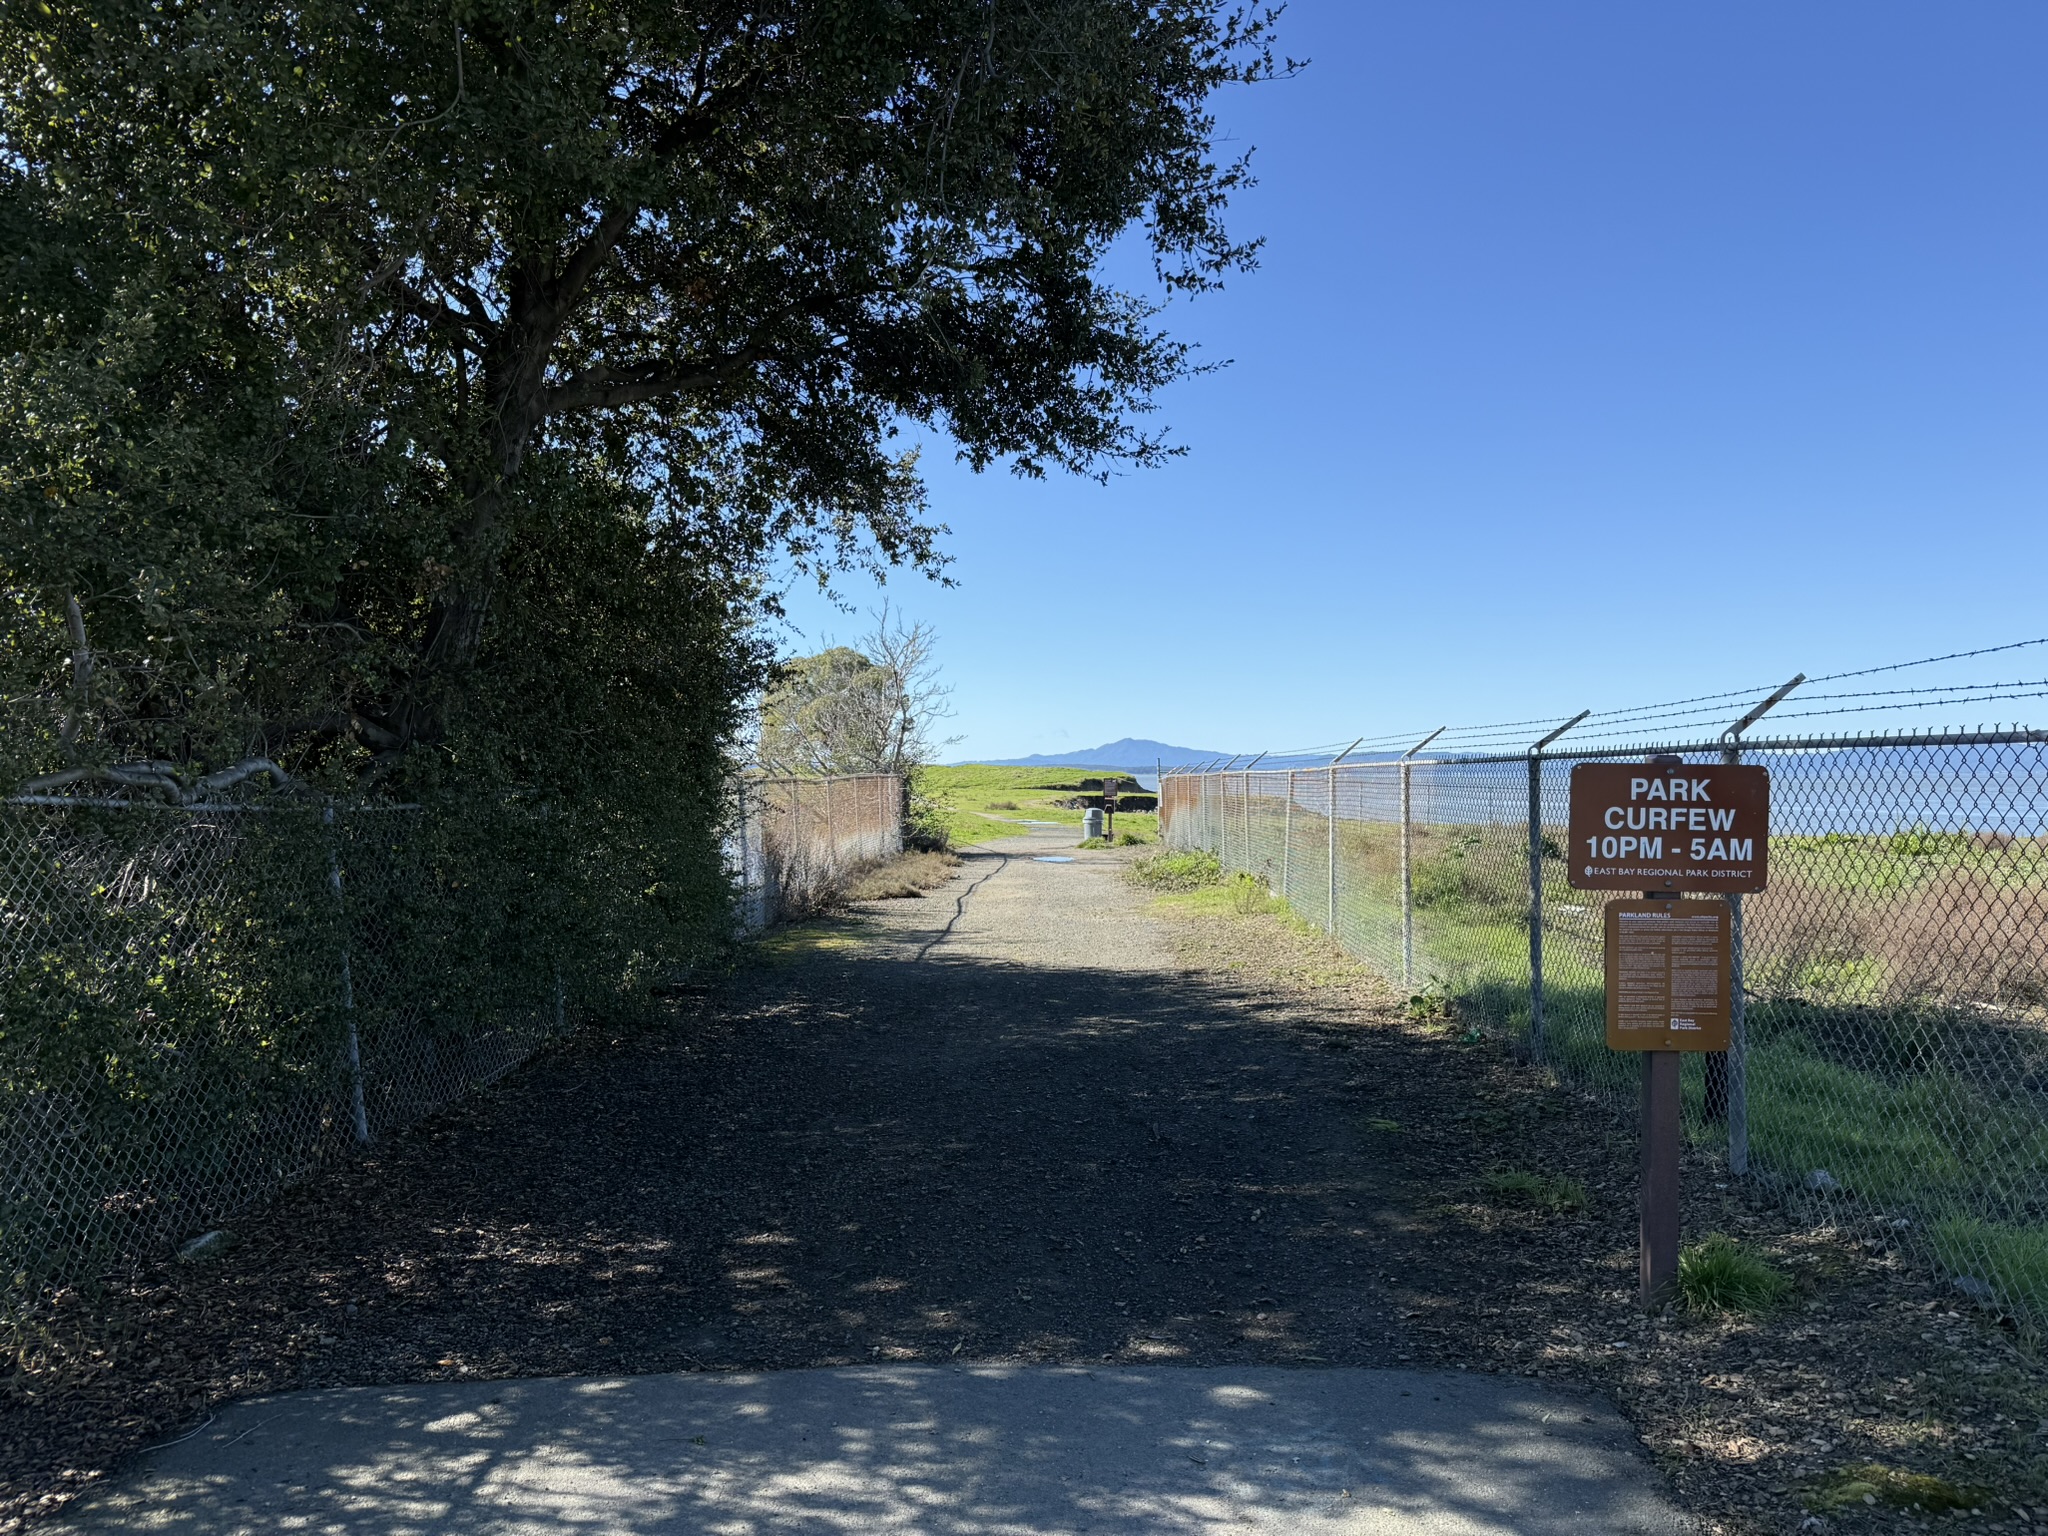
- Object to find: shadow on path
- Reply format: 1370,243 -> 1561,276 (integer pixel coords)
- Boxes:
27,834 -> 1688,1533
56,1367 -> 1682,1534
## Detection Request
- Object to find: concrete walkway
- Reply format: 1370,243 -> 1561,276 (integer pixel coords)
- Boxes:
54,1364 -> 1684,1534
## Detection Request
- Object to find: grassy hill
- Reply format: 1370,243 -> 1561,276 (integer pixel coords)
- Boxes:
923,764 -> 1158,849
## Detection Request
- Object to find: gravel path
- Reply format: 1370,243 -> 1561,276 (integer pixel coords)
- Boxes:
659,823 -> 1415,1369
6,824 -> 1692,1531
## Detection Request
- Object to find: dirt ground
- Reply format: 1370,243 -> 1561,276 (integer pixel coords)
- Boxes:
4,835 -> 2045,1534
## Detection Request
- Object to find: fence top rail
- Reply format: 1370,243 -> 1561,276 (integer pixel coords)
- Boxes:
741,771 -> 901,784
4,795 -> 424,812
1157,725 -> 2048,776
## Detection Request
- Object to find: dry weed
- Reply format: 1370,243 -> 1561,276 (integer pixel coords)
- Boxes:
844,849 -> 960,902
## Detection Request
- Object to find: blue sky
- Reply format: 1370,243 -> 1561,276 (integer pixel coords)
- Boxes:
773,2 -> 2048,762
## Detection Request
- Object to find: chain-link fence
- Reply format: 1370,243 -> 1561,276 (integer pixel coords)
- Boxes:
732,773 -> 904,927
1163,730 -> 2048,1324
4,772 -> 899,1333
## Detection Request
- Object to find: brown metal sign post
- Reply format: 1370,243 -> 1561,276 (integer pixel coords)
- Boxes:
1103,776 -> 1119,841
1571,756 -> 1770,1308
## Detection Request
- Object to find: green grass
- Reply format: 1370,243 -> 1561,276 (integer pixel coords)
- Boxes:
1929,1216 -> 2048,1318
922,764 -> 1159,849
1742,1035 -> 2048,1205
1481,1168 -> 1586,1213
1805,1463 -> 1993,1515
1172,799 -> 2048,1331
1228,871 -> 1275,914
1775,828 -> 2048,896
1677,1234 -> 1792,1313
1152,879 -> 1274,920
750,919 -> 872,966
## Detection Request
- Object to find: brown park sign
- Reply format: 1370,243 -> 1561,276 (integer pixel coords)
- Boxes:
1566,762 -> 1770,893
1604,900 -> 1732,1052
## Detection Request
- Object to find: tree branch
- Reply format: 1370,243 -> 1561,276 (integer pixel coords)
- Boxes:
542,347 -> 769,416
543,206 -> 638,326
392,277 -> 493,338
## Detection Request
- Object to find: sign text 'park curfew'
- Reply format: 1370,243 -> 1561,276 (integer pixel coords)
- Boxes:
1565,762 -> 1770,893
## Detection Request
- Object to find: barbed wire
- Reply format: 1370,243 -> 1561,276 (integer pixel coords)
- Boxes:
1806,636 -> 2048,685
1174,638 -> 2048,767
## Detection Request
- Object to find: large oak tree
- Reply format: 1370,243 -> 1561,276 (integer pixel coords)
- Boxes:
2,0 -> 1282,780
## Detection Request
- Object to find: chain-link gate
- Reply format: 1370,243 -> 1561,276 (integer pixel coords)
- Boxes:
1164,730 -> 2048,1324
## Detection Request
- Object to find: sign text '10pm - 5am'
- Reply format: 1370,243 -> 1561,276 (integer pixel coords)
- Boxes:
1565,762 -> 1771,894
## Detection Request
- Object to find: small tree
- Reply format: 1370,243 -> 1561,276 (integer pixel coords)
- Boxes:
758,647 -> 900,777
2,1 -> 1288,775
760,609 -> 955,775
859,607 -> 956,779
759,607 -> 957,842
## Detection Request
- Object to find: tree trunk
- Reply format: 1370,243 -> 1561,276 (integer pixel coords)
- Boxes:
379,275 -> 555,752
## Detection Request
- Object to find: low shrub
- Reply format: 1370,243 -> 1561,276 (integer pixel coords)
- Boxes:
1228,871 -> 1274,915
1129,849 -> 1223,891
1405,985 -> 1451,1022
844,850 -> 960,901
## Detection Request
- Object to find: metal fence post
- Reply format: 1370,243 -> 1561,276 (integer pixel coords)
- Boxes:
1715,674 -> 1799,1173
1325,739 -> 1363,937
1282,770 -> 1294,905
1397,729 -> 1446,989
1400,758 -> 1414,986
1237,752 -> 1266,874
1523,713 -> 1588,1062
1720,739 -> 1753,1175
1326,766 -> 1338,936
788,775 -> 802,898
1725,877 -> 1749,1176
1527,754 -> 1545,1060
1212,757 -> 1237,865
1242,763 -> 1254,874
323,805 -> 371,1145
736,778 -> 754,929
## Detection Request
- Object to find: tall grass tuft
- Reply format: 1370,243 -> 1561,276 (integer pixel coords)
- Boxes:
1678,1235 -> 1792,1313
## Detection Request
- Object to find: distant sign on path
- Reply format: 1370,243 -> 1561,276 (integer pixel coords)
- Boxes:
1566,762 -> 1770,893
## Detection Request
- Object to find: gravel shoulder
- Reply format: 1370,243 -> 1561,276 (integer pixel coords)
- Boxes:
1141,855 -> 2048,1536
6,828 -> 2041,1534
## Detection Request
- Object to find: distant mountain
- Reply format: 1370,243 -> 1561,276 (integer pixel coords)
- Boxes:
974,737 -> 1224,769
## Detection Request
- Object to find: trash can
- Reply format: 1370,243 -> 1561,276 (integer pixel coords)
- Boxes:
1082,808 -> 1105,840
